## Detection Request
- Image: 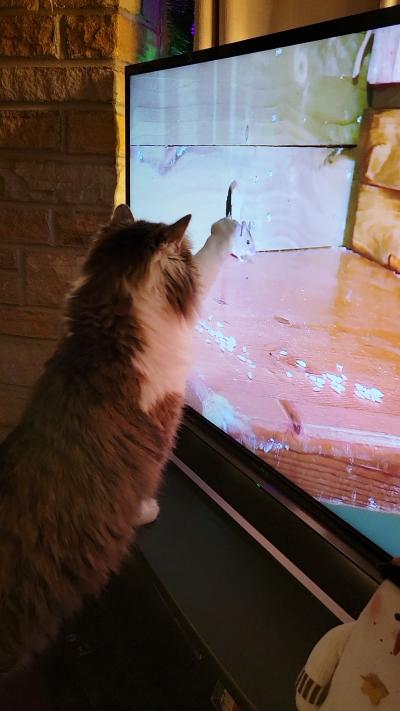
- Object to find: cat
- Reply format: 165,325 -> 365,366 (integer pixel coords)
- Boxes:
0,205 -> 237,674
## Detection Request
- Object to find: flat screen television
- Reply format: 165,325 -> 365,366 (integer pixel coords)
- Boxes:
126,6 -> 400,616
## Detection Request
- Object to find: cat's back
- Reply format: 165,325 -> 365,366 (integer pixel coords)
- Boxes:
0,354 -> 97,491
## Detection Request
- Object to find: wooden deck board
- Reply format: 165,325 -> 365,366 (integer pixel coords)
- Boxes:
186,248 -> 400,512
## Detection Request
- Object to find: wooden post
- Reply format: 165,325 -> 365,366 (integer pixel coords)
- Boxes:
346,28 -> 400,272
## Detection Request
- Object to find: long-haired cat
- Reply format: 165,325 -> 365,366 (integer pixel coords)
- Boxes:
0,205 -> 237,674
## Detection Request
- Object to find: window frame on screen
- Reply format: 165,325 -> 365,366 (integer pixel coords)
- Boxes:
126,5 -> 400,617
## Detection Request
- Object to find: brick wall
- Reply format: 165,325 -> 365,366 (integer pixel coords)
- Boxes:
0,0 -> 162,440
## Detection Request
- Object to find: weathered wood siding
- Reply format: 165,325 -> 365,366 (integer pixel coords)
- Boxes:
131,145 -> 356,252
131,34 -> 368,147
347,109 -> 400,271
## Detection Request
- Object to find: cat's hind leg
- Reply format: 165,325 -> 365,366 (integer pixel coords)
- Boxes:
137,498 -> 160,526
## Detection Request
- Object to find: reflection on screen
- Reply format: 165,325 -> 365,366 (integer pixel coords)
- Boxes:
130,24 -> 400,555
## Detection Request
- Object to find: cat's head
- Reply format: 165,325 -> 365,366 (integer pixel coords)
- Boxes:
68,205 -> 199,326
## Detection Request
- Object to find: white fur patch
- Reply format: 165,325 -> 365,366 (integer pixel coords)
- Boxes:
132,255 -> 194,413
137,498 -> 160,525
193,223 -> 235,296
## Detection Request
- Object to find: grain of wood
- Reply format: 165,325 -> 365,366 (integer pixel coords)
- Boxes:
351,184 -> 400,269
360,110 -> 400,191
186,249 -> 400,513
130,145 -> 356,252
130,33 -> 369,147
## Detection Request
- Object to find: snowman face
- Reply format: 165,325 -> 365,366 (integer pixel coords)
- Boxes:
364,581 -> 400,658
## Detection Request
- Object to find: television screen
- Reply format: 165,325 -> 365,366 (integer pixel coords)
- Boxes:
128,12 -> 400,557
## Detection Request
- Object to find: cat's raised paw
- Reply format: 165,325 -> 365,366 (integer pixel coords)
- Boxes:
137,498 -> 160,526
211,217 -> 238,241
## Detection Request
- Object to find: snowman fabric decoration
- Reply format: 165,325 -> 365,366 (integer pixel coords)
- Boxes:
295,558 -> 400,710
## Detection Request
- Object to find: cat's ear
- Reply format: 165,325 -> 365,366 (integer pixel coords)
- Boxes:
165,214 -> 191,244
111,204 -> 135,226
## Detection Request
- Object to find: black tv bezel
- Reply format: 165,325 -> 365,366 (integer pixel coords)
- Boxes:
125,5 -> 400,615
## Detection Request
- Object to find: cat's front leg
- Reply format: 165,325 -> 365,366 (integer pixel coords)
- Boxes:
136,497 -> 160,526
193,217 -> 238,295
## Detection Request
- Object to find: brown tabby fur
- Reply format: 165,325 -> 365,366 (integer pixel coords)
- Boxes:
0,210 -> 199,674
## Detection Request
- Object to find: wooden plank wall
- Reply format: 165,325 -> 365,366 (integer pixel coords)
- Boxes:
346,27 -> 400,272
130,33 -> 369,251
131,145 -> 356,252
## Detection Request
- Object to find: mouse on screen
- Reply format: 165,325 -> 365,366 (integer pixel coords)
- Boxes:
226,181 -> 257,262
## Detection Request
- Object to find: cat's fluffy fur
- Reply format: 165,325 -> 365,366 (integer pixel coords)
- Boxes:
0,207 -> 208,674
